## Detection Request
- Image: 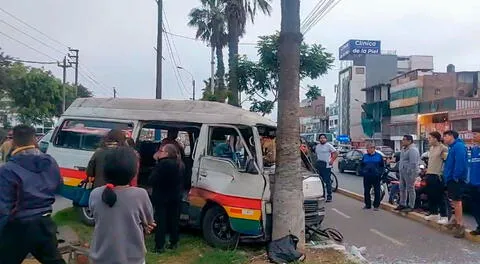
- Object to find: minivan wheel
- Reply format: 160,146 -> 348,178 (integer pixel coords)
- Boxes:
202,206 -> 239,249
77,206 -> 95,226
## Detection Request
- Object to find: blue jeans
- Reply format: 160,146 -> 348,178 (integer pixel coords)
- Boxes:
316,161 -> 332,199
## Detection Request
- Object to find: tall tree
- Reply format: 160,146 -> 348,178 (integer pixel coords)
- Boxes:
237,34 -> 334,116
6,64 -> 62,125
272,0 -> 304,249
305,85 -> 321,101
188,0 -> 228,101
225,0 -> 272,106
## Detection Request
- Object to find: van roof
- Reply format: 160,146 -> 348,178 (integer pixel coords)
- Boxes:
64,98 -> 277,127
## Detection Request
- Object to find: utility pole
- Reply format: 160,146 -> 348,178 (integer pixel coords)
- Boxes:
192,79 -> 196,100
113,87 -> 117,98
155,0 -> 163,99
57,56 -> 72,113
68,48 -> 79,96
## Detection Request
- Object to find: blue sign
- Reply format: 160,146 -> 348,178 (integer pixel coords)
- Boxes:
336,135 -> 350,143
339,39 -> 381,60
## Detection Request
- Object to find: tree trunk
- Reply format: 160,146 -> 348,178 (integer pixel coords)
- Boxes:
215,43 -> 226,102
227,14 -> 239,107
272,0 -> 304,251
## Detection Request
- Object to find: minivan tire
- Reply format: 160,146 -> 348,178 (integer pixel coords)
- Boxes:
77,206 -> 95,226
202,206 -> 239,249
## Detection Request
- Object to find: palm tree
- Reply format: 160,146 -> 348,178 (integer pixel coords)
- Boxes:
188,0 -> 228,101
224,0 -> 272,106
272,0 -> 305,250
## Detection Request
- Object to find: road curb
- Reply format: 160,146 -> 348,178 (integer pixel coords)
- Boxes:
336,188 -> 480,243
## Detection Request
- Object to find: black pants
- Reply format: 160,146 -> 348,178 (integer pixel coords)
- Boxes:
425,174 -> 448,217
316,162 -> 332,199
364,175 -> 381,208
0,216 -> 65,264
154,199 -> 181,249
470,185 -> 480,231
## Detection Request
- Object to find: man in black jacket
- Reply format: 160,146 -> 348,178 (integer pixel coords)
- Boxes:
0,125 -> 65,263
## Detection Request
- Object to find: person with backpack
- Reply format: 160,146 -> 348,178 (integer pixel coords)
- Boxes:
89,146 -> 155,264
0,125 -> 65,263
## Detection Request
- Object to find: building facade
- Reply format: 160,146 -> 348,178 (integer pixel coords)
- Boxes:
327,101 -> 339,136
299,96 -> 328,134
389,68 -> 480,151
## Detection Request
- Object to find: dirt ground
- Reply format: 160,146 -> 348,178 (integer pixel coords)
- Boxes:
248,248 -> 356,264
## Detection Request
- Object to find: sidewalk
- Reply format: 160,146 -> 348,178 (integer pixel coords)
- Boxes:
337,188 -> 480,243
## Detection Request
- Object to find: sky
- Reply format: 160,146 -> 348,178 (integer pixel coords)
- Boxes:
1,0 -> 479,121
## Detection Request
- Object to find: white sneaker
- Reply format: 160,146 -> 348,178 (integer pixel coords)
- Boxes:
424,214 -> 440,221
437,217 -> 449,225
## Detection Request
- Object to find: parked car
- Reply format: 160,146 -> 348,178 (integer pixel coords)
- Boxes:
38,130 -> 53,153
338,149 -> 385,175
376,145 -> 393,157
337,145 -> 352,157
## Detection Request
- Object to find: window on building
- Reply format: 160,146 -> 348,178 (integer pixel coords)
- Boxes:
355,67 -> 365,74
334,120 -> 338,125
435,88 -> 441,95
457,90 -> 465,97
472,118 -> 480,133
451,120 -> 468,132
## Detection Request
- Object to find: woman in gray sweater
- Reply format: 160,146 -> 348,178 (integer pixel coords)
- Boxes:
89,147 -> 156,264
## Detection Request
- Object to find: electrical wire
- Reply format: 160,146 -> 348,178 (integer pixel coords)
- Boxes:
163,28 -> 187,98
301,0 -> 327,32
5,58 -> 57,65
0,30 -> 57,60
301,0 -> 334,34
302,0 -> 344,35
0,6 -> 69,48
0,18 -> 66,55
163,31 -> 256,46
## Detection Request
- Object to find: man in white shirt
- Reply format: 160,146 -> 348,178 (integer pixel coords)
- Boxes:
315,134 -> 338,202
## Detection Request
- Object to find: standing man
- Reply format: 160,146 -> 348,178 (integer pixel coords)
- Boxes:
424,131 -> 450,224
0,125 -> 65,263
443,130 -> 468,238
360,143 -> 384,210
395,135 -> 420,213
0,130 -> 13,163
315,134 -> 338,202
468,134 -> 480,236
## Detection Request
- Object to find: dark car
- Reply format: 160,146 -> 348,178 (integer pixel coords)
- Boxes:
338,149 -> 385,176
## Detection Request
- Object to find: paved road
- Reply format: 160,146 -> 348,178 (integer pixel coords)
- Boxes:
323,194 -> 480,263
332,167 -> 477,230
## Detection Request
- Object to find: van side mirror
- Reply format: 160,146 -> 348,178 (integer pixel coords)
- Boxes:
246,158 -> 258,174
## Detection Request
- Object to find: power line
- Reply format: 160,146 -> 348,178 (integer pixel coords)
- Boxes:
6,58 -> 57,65
302,0 -> 333,34
163,29 -> 187,98
0,19 -> 66,55
163,30 -> 257,46
0,30 -> 57,60
302,0 -> 343,35
0,6 -> 69,48
301,0 -> 327,31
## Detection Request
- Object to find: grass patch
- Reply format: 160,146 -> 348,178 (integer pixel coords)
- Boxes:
53,207 -> 93,242
53,208 -> 250,264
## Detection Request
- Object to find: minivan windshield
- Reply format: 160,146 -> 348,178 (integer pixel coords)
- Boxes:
53,119 -> 133,151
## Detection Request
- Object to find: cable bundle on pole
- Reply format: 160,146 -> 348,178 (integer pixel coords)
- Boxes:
300,0 -> 344,35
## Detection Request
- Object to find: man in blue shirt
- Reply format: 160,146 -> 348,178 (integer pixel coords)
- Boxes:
360,143 -> 385,210
469,136 -> 480,236
443,130 -> 468,238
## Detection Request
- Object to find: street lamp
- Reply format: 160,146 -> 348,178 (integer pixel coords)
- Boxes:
177,66 -> 196,100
